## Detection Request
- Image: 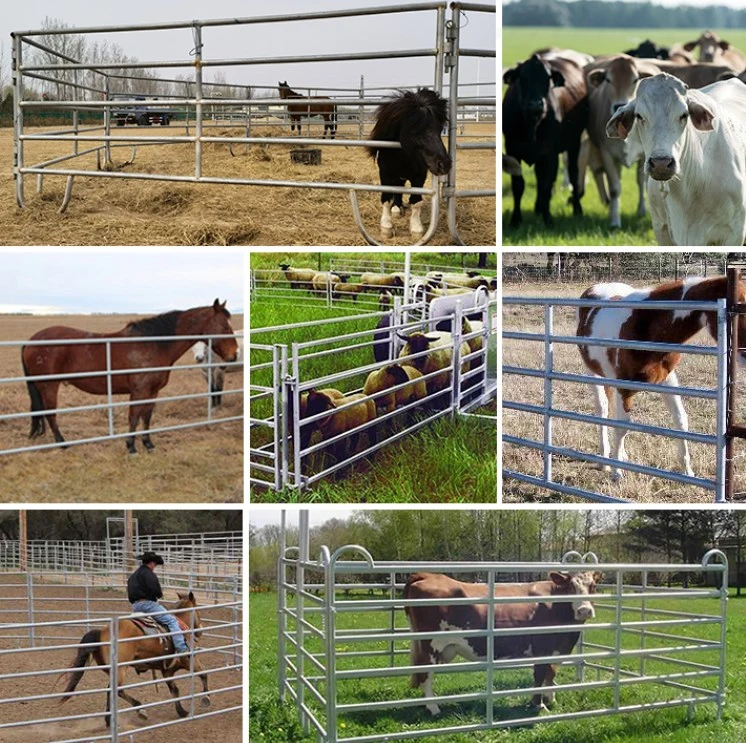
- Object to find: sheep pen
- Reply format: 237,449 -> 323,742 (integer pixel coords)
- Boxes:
249,252 -> 497,503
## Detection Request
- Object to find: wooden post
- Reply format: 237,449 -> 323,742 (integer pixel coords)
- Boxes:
123,510 -> 135,572
19,510 -> 27,572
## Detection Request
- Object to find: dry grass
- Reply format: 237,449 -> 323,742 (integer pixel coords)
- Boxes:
0,313 -> 243,502
502,280 -> 746,504
0,122 -> 495,246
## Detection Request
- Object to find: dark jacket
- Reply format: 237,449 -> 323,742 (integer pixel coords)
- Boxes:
127,565 -> 164,604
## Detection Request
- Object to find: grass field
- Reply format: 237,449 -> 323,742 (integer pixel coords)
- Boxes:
0,313 -> 243,502
502,277 -> 746,503
249,251 -> 497,504
0,122 -> 495,246
249,588 -> 746,743
501,27 -> 746,247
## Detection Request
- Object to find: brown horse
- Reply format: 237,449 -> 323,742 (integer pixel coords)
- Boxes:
59,591 -> 209,727
278,81 -> 337,138
21,299 -> 238,454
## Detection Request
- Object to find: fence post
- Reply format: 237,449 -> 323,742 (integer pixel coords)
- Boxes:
193,23 -> 204,179
726,268 -> 740,501
207,337 -> 214,422
543,303 -> 554,484
485,568 -> 495,728
106,341 -> 114,437
716,296 -> 728,503
12,33 -> 25,208
291,344 -> 303,491
26,572 -> 35,648
613,569 -> 623,711
324,552 -> 338,743
451,302 -> 463,415
280,345 -> 289,490
110,618 -> 119,742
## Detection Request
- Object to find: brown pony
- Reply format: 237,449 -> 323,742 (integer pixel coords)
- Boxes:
278,81 -> 337,138
59,591 -> 209,727
21,299 -> 238,454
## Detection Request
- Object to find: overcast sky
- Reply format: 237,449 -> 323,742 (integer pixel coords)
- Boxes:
0,250 -> 243,314
1,1 -> 496,95
249,507 -> 357,530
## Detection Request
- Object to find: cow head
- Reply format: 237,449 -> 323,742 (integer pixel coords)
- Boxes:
503,54 -> 564,139
606,74 -> 716,182
683,31 -> 728,63
588,56 -> 654,119
549,570 -> 603,621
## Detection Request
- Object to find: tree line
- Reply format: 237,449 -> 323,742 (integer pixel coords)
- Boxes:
504,0 -> 746,28
249,510 -> 746,590
0,510 -> 242,541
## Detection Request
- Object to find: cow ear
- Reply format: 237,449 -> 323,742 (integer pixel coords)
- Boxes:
682,40 -> 698,52
688,97 -> 715,131
588,69 -> 606,88
606,102 -> 636,140
549,571 -> 571,586
719,40 -> 730,51
551,69 -> 565,88
503,66 -> 518,85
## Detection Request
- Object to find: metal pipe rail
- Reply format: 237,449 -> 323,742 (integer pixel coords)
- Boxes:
278,545 -> 727,742
12,1 -> 494,244
503,294 -> 727,502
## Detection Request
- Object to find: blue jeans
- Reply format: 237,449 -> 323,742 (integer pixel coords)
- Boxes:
132,600 -> 188,652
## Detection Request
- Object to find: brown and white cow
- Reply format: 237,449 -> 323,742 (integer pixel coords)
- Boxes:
682,30 -> 746,68
403,571 -> 602,715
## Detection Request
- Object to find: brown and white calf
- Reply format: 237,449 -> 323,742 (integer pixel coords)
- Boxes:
577,275 -> 746,480
403,571 -> 601,715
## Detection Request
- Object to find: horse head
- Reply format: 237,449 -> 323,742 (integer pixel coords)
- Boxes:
397,89 -> 451,176
175,590 -> 203,639
204,299 -> 239,363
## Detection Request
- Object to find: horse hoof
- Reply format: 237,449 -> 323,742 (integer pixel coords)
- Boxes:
391,205 -> 401,217
201,697 -> 212,708
177,707 -> 189,718
381,226 -> 393,239
410,228 -> 424,237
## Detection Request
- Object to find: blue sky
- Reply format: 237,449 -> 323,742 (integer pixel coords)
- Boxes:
0,250 -> 244,314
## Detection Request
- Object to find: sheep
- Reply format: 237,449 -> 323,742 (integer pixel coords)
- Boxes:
304,390 -> 378,466
278,263 -> 316,292
373,292 -> 394,363
288,387 -> 345,451
332,282 -> 365,302
397,331 -> 470,396
360,272 -> 404,292
441,275 -> 491,290
363,363 -> 427,414
312,271 -> 343,295
426,286 -> 473,304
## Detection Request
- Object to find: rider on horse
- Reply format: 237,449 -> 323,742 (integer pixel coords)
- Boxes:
127,551 -> 189,655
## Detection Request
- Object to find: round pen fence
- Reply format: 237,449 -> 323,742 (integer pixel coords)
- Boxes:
502,295 -> 729,503
0,563 -> 242,742
249,290 -> 497,492
277,529 -> 728,742
11,2 -> 496,245
0,333 -> 243,456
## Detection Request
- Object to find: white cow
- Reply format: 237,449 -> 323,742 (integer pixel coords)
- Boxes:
606,74 -> 746,246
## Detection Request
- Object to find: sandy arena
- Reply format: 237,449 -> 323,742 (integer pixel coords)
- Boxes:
0,313 -> 243,502
0,122 -> 496,246
0,576 -> 242,743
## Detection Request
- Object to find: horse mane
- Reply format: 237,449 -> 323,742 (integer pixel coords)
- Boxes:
125,310 -> 183,338
367,88 -> 448,158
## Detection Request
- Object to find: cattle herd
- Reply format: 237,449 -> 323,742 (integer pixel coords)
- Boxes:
503,30 -> 746,245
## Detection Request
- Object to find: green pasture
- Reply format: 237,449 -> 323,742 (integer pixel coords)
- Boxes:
249,589 -> 746,743
248,253 -> 497,504
501,27 -> 746,247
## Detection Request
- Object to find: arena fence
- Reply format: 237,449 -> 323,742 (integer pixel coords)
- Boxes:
502,295 -> 728,503
250,293 -> 497,492
277,521 -> 728,742
0,573 -> 242,743
12,2 -> 496,245
0,333 -> 242,456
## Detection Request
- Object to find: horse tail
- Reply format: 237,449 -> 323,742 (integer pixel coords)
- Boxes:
58,629 -> 101,704
21,350 -> 45,438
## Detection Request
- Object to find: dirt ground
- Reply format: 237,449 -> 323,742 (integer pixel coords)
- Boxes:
0,122 -> 495,246
502,281 -> 746,504
0,313 -> 243,502
0,578 -> 242,743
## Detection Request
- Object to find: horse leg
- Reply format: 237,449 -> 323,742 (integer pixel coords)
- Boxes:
36,381 -> 66,445
380,195 -> 395,238
661,371 -> 694,477
163,670 -> 189,718
409,196 -> 424,236
141,404 -> 156,452
591,379 -> 611,470
116,664 -> 148,720
126,402 -> 144,455
611,388 -> 632,481
192,657 -> 211,707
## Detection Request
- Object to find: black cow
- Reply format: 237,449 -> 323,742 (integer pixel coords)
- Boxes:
502,54 -> 588,227
624,39 -> 670,60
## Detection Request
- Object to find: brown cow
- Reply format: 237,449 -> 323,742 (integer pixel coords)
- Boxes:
682,30 -> 746,67
645,60 -> 740,89
583,55 -> 659,227
404,571 -> 602,715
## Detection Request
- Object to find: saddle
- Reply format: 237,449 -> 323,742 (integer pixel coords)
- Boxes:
129,613 -> 190,673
